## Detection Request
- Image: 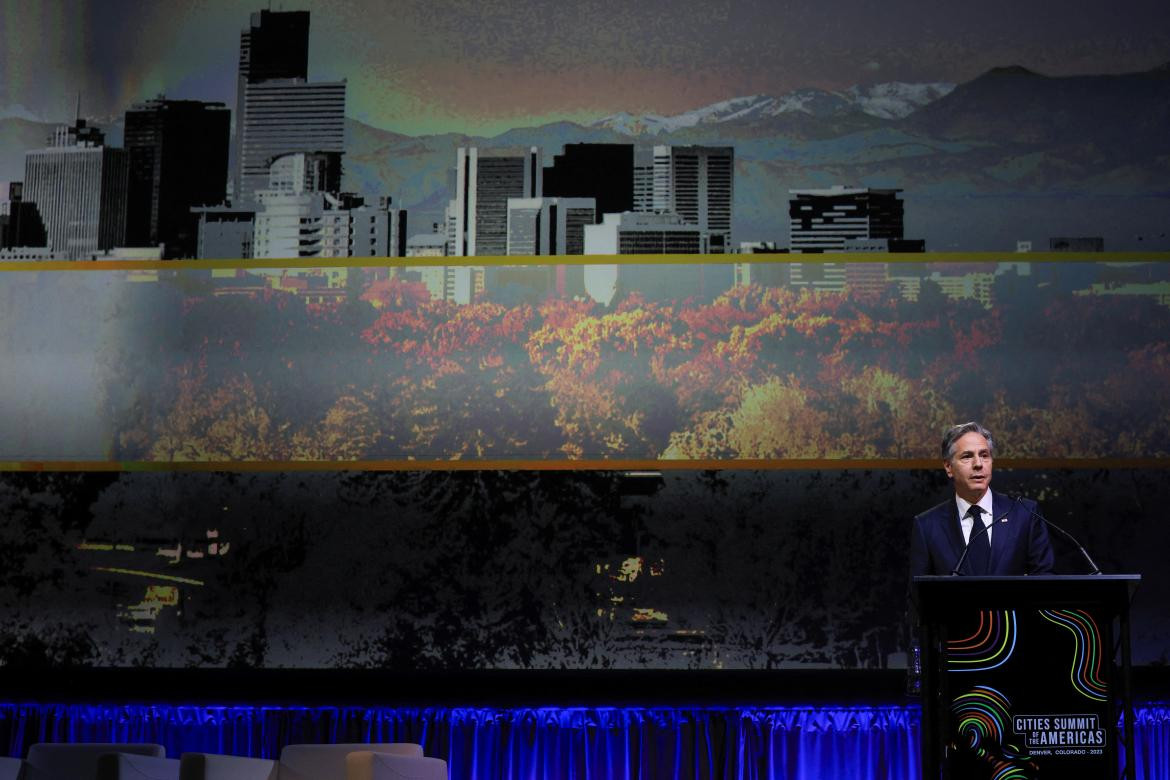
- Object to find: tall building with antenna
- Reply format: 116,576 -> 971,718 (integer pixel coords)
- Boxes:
22,118 -> 129,259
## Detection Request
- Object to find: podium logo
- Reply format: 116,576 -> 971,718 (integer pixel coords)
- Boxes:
1038,609 -> 1108,701
1014,714 -> 1106,749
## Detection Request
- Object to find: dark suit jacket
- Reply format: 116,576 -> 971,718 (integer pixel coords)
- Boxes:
909,490 -> 1055,577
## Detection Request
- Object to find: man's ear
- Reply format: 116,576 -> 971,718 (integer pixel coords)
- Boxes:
943,459 -> 953,479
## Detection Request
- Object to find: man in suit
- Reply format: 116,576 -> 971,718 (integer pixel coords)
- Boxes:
909,421 -> 1054,577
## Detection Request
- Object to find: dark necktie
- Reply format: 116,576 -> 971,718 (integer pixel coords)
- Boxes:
966,505 -> 990,575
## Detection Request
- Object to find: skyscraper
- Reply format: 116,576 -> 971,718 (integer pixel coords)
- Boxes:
543,144 -> 633,221
506,197 -> 596,255
124,98 -> 231,258
237,10 -> 310,84
22,120 -> 128,260
236,79 -> 346,206
0,182 -> 47,249
788,186 -> 907,253
453,147 -> 542,256
231,10 -> 344,206
233,9 -> 310,200
633,145 -> 734,253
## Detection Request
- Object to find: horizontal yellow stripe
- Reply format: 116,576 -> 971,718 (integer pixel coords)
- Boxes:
0,251 -> 1166,272
4,458 -> 1169,472
91,566 -> 203,586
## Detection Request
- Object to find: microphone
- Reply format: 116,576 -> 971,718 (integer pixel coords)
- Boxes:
949,508 -> 1004,576
1008,494 -> 1102,575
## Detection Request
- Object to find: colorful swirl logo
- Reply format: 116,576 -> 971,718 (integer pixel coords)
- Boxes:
951,686 -> 1035,775
951,686 -> 1012,758
947,610 -> 1017,672
1039,608 -> 1108,701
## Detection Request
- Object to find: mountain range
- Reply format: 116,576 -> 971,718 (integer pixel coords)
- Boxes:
3,65 -> 1169,251
589,82 -> 956,135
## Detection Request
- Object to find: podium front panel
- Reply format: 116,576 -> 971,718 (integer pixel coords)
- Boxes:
942,606 -> 1113,778
914,575 -> 1138,780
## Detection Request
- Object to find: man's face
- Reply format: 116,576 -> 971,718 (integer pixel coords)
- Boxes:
944,431 -> 993,502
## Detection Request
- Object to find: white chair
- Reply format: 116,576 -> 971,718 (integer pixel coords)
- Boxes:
22,743 -> 178,780
346,752 -> 447,780
0,756 -> 23,780
179,743 -> 422,780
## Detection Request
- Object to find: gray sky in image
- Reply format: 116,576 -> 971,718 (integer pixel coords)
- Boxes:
1,0 -> 1167,134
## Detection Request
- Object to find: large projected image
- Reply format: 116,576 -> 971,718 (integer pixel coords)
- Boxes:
3,260 -> 1170,464
2,0 -> 1168,688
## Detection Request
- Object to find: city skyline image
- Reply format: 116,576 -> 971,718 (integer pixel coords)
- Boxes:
1,0 -> 1169,251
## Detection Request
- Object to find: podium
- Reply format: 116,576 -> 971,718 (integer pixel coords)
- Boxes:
913,575 -> 1140,780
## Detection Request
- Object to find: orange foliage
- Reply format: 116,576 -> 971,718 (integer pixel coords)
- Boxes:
114,271 -> 1170,462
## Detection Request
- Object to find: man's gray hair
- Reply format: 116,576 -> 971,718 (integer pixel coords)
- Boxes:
941,421 -> 996,461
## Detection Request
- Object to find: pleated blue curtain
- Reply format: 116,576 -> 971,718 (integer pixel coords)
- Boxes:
1,702 -> 1166,780
1133,705 -> 1170,780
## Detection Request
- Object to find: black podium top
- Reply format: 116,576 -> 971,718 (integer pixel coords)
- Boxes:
913,574 -> 1140,615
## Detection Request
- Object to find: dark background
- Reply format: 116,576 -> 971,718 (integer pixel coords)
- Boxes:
3,467 -> 1165,695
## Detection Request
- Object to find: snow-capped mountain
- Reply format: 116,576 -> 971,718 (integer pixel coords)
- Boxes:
591,95 -> 780,135
591,81 -> 955,135
845,82 -> 955,120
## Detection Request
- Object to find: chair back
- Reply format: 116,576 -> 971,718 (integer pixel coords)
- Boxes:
25,744 -> 166,780
279,745 -> 421,780
0,756 -> 22,780
346,754 -> 446,780
177,753 -> 276,780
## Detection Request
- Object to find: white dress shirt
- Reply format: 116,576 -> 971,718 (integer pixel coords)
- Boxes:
955,491 -> 995,545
